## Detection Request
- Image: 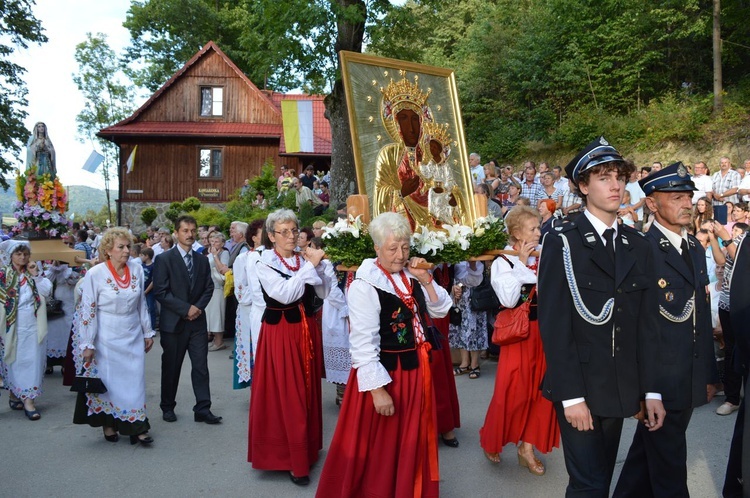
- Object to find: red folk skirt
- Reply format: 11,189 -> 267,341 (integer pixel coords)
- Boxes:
430,315 -> 461,434
316,343 -> 440,498
247,314 -> 323,477
479,320 -> 560,454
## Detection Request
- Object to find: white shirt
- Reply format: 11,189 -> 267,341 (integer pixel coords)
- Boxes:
625,181 -> 646,220
348,259 -> 452,391
692,174 -> 713,204
470,165 -> 485,185
739,174 -> 750,202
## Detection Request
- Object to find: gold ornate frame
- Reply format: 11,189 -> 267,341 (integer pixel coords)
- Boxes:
339,51 -> 477,228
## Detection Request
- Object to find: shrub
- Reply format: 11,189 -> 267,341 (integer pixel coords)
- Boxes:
140,207 -> 157,227
182,197 -> 201,212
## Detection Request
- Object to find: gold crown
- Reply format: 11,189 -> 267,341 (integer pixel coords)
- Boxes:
422,121 -> 451,145
381,75 -> 431,113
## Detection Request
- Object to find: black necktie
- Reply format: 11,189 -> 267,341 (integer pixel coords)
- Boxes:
680,239 -> 694,275
185,252 -> 194,282
603,228 -> 616,262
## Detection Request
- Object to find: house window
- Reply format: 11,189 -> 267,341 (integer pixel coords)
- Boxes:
200,87 -> 223,116
199,148 -> 223,178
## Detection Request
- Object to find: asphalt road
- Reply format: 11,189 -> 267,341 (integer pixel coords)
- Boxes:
0,338 -> 734,497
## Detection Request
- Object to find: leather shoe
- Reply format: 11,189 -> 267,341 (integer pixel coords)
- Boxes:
289,472 -> 310,486
194,411 -> 222,424
162,410 -> 177,422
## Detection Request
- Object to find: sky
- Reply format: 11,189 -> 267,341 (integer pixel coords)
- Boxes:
15,0 -> 139,190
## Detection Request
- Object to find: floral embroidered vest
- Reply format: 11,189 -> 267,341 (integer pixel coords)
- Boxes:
374,279 -> 429,372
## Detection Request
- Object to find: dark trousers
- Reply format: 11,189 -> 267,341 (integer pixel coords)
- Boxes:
720,308 -> 743,406
613,408 -> 693,498
723,369 -> 750,498
555,403 -> 624,497
160,324 -> 211,415
224,294 -> 237,338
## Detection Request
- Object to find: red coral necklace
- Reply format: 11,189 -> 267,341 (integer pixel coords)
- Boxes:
376,259 -> 415,309
106,260 -> 131,288
274,249 -> 301,272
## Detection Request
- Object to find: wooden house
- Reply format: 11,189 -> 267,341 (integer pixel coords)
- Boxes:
98,41 -> 331,229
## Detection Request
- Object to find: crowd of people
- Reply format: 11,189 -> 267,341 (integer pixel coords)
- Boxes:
2,146 -> 750,497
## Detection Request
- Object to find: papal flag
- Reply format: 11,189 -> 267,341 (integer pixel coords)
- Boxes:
82,150 -> 104,173
281,100 -> 314,153
126,145 -> 138,174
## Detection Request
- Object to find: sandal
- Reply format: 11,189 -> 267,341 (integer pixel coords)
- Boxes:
453,365 -> 470,376
484,450 -> 501,464
8,399 -> 23,411
24,408 -> 41,421
468,367 -> 481,379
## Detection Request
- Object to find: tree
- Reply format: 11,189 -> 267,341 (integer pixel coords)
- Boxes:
0,0 -> 47,188
73,32 -> 137,223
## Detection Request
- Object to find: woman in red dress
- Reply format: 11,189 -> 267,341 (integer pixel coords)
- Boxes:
247,209 -> 331,486
316,212 -> 452,498
479,205 -> 560,474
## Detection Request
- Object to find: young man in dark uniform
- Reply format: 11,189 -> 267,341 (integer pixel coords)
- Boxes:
538,137 -> 665,497
614,162 -> 718,497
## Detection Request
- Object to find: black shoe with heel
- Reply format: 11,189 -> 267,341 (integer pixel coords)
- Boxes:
130,434 -> 154,445
103,429 -> 119,443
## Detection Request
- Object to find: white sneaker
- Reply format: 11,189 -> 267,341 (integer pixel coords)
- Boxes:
716,402 -> 740,415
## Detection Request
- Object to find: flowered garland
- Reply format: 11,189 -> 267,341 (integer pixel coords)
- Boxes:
12,167 -> 71,237
321,214 -> 507,267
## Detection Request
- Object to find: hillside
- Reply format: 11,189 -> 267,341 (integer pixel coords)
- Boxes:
0,179 -> 116,220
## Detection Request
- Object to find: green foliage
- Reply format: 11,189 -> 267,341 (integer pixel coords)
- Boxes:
169,201 -> 182,210
181,196 -> 201,212
323,231 -> 377,267
140,207 -> 158,227
192,206 -> 230,232
249,161 -> 279,195
164,207 -> 180,223
0,1 -> 47,190
83,204 -> 112,228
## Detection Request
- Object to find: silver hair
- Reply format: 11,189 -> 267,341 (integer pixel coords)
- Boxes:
470,152 -> 481,162
231,221 -> 249,234
265,209 -> 298,234
369,212 -> 412,247
208,231 -> 226,243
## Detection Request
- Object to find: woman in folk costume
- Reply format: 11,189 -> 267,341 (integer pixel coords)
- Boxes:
232,219 -> 266,389
44,261 -> 82,374
247,209 -> 332,486
316,212 -> 452,498
479,206 -> 560,474
0,240 -> 52,420
73,227 -> 156,445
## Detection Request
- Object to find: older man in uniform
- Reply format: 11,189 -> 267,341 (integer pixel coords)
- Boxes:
614,162 -> 718,497
539,136 -> 665,497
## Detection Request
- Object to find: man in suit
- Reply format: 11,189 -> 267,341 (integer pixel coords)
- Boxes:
614,162 -> 718,497
153,215 -> 222,424
539,136 -> 665,497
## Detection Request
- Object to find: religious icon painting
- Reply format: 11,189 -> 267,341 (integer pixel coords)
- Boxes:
339,51 -> 477,231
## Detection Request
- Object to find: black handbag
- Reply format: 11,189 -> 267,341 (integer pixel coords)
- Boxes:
449,306 -> 462,326
70,363 -> 107,394
469,275 -> 500,312
46,282 -> 65,318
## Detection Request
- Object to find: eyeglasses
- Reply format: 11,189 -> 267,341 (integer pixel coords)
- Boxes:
273,228 -> 300,238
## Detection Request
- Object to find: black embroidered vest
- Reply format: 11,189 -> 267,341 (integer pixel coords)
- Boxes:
374,278 -> 431,372
260,265 -> 317,324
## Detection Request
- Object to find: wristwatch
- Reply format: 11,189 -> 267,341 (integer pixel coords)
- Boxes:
723,239 -> 734,248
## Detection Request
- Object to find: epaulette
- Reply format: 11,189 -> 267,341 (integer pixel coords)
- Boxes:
553,220 -> 577,233
620,224 -> 646,237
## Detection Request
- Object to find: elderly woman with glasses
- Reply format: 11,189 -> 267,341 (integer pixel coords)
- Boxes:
316,212 -> 452,498
247,209 -> 332,486
0,240 -> 52,420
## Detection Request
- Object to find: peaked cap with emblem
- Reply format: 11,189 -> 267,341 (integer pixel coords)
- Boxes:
564,136 -> 624,185
638,161 -> 696,195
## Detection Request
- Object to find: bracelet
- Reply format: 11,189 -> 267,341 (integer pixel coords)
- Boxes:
722,239 -> 734,248
422,275 -> 433,286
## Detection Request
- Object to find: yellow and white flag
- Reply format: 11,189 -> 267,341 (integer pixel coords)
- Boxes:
281,100 -> 314,153
126,145 -> 138,174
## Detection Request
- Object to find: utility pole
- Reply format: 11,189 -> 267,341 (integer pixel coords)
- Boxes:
713,0 -> 723,114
